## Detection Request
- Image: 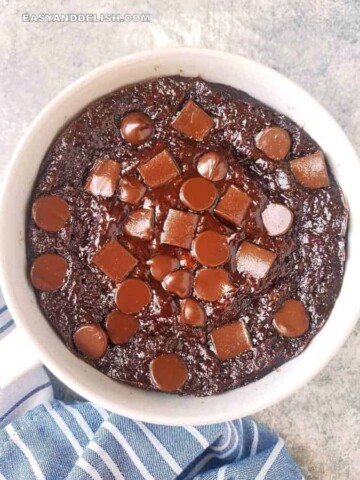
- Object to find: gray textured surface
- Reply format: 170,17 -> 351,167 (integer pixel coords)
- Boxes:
1,1 -> 359,478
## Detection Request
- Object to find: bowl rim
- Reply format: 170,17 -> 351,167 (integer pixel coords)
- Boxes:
0,47 -> 359,425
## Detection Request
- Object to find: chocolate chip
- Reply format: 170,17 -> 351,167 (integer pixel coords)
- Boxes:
236,241 -> 276,279
30,253 -> 68,291
290,151 -> 330,189
194,268 -> 235,302
261,203 -> 294,236
255,126 -> 291,161
84,159 -> 120,197
115,278 -> 151,314
124,208 -> 154,241
161,208 -> 199,249
197,151 -> 228,181
73,324 -> 108,360
211,321 -> 252,361
274,299 -> 309,337
92,239 -> 138,282
119,176 -> 146,204
179,298 -> 206,327
214,185 -> 252,228
150,353 -> 188,392
179,177 -> 218,212
162,270 -> 193,298
193,230 -> 229,267
138,149 -> 180,188
32,195 -> 70,232
147,255 -> 180,281
120,112 -> 153,145
106,310 -> 139,344
172,100 -> 214,141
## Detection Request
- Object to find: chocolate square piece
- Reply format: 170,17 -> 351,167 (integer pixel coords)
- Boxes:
92,239 -> 138,282
138,149 -> 180,188
290,151 -> 330,189
84,159 -> 120,197
124,208 -> 154,241
172,100 -> 214,141
214,185 -> 252,227
236,241 -> 276,279
161,209 -> 199,249
211,321 -> 252,361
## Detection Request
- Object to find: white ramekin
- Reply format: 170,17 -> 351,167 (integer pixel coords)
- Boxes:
0,48 -> 359,426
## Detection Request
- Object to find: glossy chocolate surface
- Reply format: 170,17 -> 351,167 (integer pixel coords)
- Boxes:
27,76 -> 347,396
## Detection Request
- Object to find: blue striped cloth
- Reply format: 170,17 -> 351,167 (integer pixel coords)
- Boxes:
0,292 -> 304,480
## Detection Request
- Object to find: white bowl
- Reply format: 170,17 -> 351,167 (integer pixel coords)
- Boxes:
0,48 -> 359,426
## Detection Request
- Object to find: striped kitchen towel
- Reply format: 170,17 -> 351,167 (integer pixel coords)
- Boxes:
0,293 -> 304,480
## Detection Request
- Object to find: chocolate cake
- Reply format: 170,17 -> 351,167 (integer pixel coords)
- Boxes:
27,76 -> 348,396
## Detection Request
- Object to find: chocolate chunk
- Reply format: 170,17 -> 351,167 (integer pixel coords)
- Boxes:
179,298 -> 206,327
179,177 -> 218,212
120,111 -> 153,145
30,253 -> 68,291
193,230 -> 229,267
162,270 -> 193,298
172,100 -> 214,141
119,176 -> 146,204
255,126 -> 291,161
236,241 -> 276,279
161,208 -> 199,249
150,353 -> 188,392
73,324 -> 108,360
124,208 -> 154,241
106,311 -> 139,344
261,203 -> 294,236
274,299 -> 309,337
32,195 -> 70,232
138,149 -> 180,188
92,239 -> 138,282
211,321 -> 252,361
115,278 -> 151,314
290,151 -> 330,189
197,151 -> 228,181
194,268 -> 235,302
84,159 -> 120,197
147,255 -> 180,281
214,185 -> 252,227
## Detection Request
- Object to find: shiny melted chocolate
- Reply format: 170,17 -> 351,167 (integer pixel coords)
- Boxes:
27,76 -> 348,396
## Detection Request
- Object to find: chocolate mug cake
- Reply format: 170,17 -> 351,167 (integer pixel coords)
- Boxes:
27,76 -> 348,396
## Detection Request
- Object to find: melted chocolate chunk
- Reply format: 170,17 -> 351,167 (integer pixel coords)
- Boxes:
172,100 -> 214,141
119,176 -> 146,204
211,321 -> 252,361
214,185 -> 252,228
290,151 -> 330,189
138,149 -> 180,188
92,240 -> 138,282
161,209 -> 199,249
84,159 -> 120,197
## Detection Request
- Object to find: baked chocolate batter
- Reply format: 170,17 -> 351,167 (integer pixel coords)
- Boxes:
27,76 -> 348,396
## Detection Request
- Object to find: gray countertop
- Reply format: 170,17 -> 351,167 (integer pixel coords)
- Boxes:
1,1 -> 359,478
